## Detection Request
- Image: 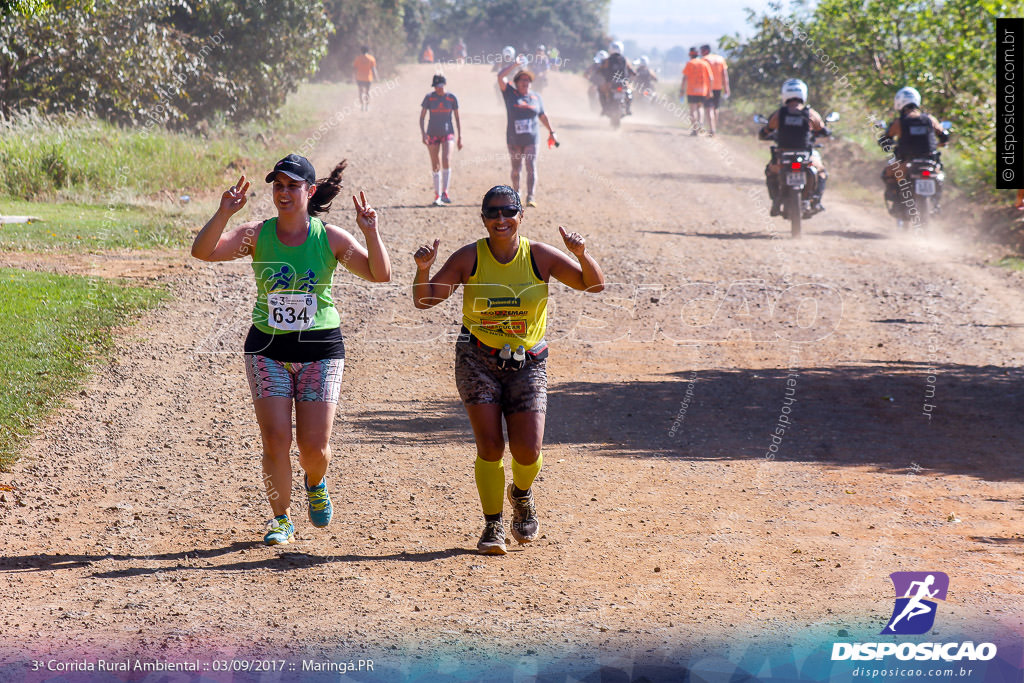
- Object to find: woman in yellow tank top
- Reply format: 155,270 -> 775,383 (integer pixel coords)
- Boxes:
412,185 -> 604,555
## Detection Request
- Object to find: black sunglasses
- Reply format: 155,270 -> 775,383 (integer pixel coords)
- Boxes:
482,205 -> 521,219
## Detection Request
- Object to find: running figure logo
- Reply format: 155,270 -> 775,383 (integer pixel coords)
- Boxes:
881,572 -> 949,635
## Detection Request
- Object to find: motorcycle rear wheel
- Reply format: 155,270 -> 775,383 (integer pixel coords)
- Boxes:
916,196 -> 930,230
785,187 -> 802,238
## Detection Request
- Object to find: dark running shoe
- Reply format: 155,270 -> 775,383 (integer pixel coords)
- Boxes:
507,484 -> 539,544
477,520 -> 507,555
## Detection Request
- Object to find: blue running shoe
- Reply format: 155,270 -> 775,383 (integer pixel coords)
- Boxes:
264,515 -> 294,546
305,475 -> 333,528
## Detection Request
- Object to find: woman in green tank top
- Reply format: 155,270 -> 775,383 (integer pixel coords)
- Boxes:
191,154 -> 392,546
412,185 -> 604,555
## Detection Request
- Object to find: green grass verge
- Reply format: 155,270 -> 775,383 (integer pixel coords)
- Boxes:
996,256 -> 1024,271
0,199 -> 199,250
0,268 -> 168,470
0,82 -> 346,201
0,82 -> 352,251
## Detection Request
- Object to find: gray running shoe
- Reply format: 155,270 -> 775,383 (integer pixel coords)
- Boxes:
507,484 -> 539,543
477,520 -> 507,555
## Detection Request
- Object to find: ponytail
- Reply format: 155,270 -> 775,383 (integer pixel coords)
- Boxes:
308,160 -> 348,217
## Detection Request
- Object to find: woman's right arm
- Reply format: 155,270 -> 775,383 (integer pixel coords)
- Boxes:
496,57 -> 523,91
191,176 -> 259,261
412,242 -> 473,309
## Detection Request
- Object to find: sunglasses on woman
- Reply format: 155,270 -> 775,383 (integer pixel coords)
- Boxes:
482,205 -> 521,219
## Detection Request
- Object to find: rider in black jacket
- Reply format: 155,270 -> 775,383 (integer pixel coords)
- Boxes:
758,78 -> 832,216
877,86 -> 950,205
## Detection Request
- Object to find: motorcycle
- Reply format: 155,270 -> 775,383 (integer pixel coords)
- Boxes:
632,81 -> 658,111
607,83 -> 632,129
754,111 -> 840,238
874,120 -> 952,230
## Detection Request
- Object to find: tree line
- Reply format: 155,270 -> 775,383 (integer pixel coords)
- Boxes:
721,0 -> 1009,193
0,0 -> 609,127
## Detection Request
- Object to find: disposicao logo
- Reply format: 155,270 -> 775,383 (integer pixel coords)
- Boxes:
831,572 -> 998,663
882,571 -> 948,635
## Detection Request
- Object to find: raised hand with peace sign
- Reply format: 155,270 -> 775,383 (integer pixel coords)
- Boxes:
219,175 -> 250,215
352,191 -> 378,233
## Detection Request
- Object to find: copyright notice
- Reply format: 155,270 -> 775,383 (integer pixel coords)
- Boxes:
997,18 -> 1024,188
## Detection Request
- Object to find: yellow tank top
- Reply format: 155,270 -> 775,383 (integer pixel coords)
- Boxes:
462,236 -> 548,349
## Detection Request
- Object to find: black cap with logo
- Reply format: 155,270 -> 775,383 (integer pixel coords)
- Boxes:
265,154 -> 316,184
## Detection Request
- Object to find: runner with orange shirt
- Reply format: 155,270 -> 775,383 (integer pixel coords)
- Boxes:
352,46 -> 378,112
699,44 -> 730,137
680,47 -> 713,136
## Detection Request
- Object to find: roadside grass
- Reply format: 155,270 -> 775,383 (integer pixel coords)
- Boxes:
0,199 -> 201,250
0,82 -> 352,251
996,256 -> 1024,271
0,268 -> 168,470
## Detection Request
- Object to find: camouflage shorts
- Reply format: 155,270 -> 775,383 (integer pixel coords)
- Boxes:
454,341 -> 547,415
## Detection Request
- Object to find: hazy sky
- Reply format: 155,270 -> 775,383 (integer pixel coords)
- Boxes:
608,0 -> 777,52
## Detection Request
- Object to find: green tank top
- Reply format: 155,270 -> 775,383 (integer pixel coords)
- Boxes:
251,217 -> 340,334
462,236 -> 548,349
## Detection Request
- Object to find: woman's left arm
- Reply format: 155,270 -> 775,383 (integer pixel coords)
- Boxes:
536,228 -> 604,292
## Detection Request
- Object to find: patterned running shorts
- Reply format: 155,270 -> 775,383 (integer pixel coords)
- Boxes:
454,342 -> 547,415
245,355 -> 344,403
425,133 -> 455,145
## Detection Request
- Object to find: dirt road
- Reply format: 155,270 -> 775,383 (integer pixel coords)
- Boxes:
1,64 -> 1022,680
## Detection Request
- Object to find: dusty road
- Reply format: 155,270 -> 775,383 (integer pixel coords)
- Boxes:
1,64 -> 1022,680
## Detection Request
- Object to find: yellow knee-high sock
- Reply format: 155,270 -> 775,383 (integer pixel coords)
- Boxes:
511,452 -> 543,492
474,457 -> 505,516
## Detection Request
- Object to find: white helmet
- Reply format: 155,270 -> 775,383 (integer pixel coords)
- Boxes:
594,50 -> 608,64
894,86 -> 921,111
780,78 -> 808,103
609,41 -> 623,55
502,46 -> 515,61
637,55 -> 650,67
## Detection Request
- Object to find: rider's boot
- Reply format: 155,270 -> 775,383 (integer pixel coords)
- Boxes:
767,179 -> 781,217
811,176 -> 826,213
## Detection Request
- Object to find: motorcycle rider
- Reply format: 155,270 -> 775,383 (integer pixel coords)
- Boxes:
585,50 -> 608,111
634,55 -> 658,93
534,45 -> 550,73
598,41 -> 636,116
757,78 -> 832,216
877,86 -> 950,211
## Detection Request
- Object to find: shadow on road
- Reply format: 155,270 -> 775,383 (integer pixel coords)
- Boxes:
818,229 -> 889,240
688,231 -> 774,240
343,364 -> 1024,482
544,363 -> 1024,481
0,545 -> 477,577
624,170 -> 763,186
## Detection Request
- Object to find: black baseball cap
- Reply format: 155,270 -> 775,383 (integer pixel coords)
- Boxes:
265,154 -> 315,184
432,74 -> 446,86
